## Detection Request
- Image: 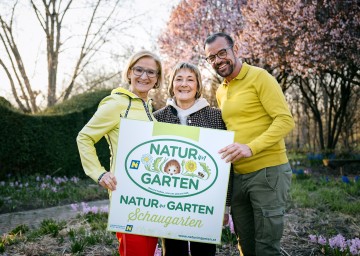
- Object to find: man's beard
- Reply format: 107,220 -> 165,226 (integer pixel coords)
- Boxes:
215,60 -> 234,78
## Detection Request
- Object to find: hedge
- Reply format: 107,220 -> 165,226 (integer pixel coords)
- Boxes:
0,89 -> 112,179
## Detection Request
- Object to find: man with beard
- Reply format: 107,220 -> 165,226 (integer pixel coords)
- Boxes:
204,32 -> 295,256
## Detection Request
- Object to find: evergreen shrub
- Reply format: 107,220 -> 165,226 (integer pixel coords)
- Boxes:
0,89 -> 112,179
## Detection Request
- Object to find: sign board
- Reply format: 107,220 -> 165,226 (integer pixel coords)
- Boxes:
107,118 -> 234,244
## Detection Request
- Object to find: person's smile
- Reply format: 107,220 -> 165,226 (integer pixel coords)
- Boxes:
177,88 -> 192,94
135,79 -> 151,86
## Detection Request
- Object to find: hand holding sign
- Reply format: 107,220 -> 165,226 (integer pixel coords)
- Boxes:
107,119 -> 234,244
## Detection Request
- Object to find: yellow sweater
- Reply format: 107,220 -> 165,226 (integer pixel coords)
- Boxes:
76,87 -> 155,182
216,62 -> 295,174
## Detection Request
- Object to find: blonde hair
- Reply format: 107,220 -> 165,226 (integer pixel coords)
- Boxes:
168,62 -> 203,99
121,50 -> 163,89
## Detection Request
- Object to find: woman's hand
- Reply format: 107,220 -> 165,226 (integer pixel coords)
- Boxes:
99,172 -> 117,191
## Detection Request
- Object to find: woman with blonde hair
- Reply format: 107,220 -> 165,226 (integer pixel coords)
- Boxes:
77,50 -> 163,256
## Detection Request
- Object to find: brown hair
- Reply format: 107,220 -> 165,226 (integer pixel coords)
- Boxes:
204,32 -> 234,49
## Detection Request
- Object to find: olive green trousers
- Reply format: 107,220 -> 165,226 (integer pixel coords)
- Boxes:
231,163 -> 292,256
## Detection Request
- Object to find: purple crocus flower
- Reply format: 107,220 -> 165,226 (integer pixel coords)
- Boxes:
309,234 -> 317,243
349,237 -> 360,255
100,206 -> 109,213
229,215 -> 235,234
154,244 -> 162,256
81,202 -> 91,213
70,203 -> 79,211
318,235 -> 327,245
329,234 -> 346,250
90,206 -> 98,213
71,176 -> 79,183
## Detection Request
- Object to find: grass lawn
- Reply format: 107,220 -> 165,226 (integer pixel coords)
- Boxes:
284,174 -> 360,255
0,173 -> 359,255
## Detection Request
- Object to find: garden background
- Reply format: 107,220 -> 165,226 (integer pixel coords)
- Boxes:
0,0 -> 359,255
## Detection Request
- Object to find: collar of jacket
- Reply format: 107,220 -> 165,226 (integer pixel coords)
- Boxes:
111,86 -> 141,99
111,86 -> 153,104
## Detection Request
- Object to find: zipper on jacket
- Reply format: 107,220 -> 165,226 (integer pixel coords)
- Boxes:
143,99 -> 153,121
106,134 -> 114,169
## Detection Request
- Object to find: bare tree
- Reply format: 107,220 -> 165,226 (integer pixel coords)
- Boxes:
0,2 -> 38,112
0,0 -> 137,112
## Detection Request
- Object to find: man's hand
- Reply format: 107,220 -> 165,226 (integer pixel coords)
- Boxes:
99,172 -> 117,191
219,143 -> 253,163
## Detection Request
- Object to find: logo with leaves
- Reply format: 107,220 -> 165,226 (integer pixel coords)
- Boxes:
141,154 -> 211,180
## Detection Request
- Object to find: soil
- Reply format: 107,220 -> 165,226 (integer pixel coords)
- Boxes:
1,200 -> 359,256
281,208 -> 359,255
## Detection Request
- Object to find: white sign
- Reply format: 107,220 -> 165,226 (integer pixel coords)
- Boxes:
107,119 -> 234,244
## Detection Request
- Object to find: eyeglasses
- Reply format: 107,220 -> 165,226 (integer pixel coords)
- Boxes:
205,46 -> 233,64
131,66 -> 158,78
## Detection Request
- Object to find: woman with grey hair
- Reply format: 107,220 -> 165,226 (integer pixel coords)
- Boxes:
154,62 -> 232,256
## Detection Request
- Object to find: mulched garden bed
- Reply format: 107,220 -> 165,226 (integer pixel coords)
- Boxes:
2,207 -> 359,255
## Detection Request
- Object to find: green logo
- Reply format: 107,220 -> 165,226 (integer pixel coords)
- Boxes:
125,139 -> 218,198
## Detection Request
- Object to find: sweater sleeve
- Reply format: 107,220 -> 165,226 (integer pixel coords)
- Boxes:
76,95 -> 126,182
247,71 -> 295,155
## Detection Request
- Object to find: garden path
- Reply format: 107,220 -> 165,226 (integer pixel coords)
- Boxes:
0,199 -> 109,234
